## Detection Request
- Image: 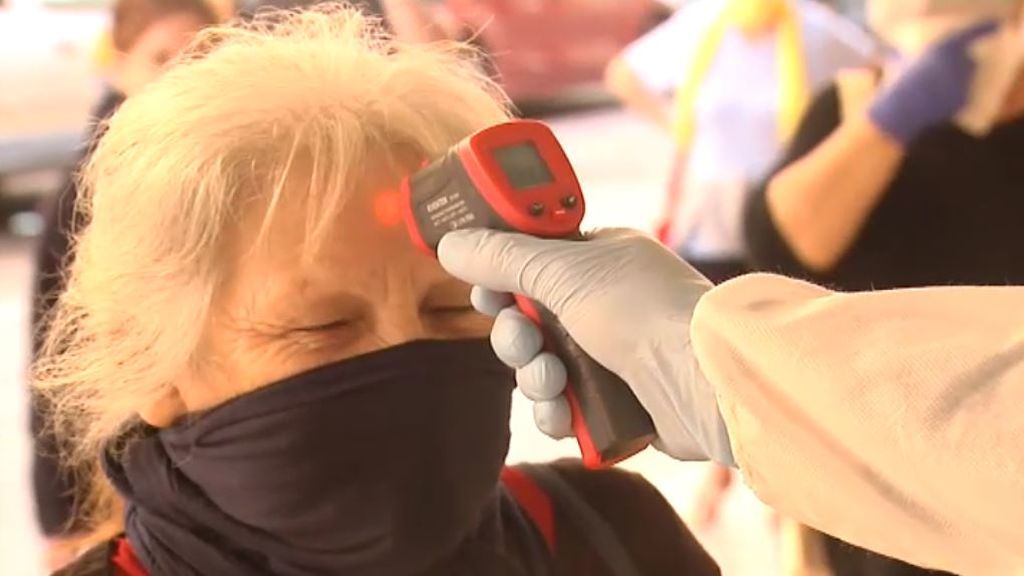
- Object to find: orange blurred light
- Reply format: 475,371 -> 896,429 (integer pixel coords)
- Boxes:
373,188 -> 404,228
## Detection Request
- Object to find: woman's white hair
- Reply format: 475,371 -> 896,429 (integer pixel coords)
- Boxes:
33,2 -> 509,526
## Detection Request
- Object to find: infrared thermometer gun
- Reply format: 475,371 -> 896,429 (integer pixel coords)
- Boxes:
401,120 -> 656,468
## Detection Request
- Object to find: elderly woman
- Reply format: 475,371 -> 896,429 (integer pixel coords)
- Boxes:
35,6 -> 718,576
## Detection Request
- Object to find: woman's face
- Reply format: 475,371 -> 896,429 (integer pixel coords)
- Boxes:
143,165 -> 492,424
113,13 -> 208,96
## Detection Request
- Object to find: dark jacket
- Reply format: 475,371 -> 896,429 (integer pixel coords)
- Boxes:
31,88 -> 125,536
57,461 -> 720,576
744,82 -> 1024,291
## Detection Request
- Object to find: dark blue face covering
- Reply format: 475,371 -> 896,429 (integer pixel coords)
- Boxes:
104,339 -> 540,576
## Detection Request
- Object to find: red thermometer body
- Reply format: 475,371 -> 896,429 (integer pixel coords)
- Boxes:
401,119 -> 655,468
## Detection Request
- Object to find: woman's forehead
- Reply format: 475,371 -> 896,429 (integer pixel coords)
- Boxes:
234,153 -> 406,247
226,166 -> 433,294
253,186 -> 412,261
210,143 -> 438,305
224,204 -> 447,320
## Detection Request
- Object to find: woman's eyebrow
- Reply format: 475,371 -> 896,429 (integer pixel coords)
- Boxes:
298,289 -> 369,310
283,275 -> 366,306
237,277 -> 368,327
423,278 -> 472,301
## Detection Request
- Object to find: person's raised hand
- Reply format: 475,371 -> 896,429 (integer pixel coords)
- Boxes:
870,20 -> 1001,144
439,228 -> 735,465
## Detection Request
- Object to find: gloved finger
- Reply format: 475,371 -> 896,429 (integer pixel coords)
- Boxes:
470,285 -> 513,317
580,227 -> 649,242
516,352 -> 568,402
533,398 -> 573,439
490,307 -> 544,369
651,436 -> 706,463
438,229 -> 564,296
440,228 -> 662,316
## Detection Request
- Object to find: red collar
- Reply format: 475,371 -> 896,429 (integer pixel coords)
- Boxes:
112,538 -> 147,576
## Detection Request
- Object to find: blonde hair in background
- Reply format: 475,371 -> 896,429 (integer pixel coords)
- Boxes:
34,2 -> 510,531
671,0 -> 809,148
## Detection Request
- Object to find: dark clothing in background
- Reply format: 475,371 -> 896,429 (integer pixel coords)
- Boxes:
822,539 -> 952,576
32,88 -> 125,536
58,461 -> 720,576
689,259 -> 748,285
744,81 -> 1024,576
541,461 -> 718,576
33,88 -> 123,351
745,83 -> 1024,291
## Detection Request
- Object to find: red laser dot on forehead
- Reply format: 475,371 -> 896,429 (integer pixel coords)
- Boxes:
373,189 -> 403,228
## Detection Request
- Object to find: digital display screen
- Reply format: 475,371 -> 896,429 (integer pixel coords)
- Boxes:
493,143 -> 555,190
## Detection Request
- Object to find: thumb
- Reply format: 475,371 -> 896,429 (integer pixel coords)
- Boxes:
438,228 -> 568,301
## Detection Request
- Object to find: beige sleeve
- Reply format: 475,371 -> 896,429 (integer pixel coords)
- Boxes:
690,273 -> 1024,576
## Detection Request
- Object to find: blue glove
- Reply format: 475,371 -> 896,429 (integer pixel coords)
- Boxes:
439,228 -> 736,466
869,20 -> 1000,144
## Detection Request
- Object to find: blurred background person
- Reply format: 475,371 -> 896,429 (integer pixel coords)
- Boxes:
605,0 -> 876,284
30,0 -> 218,569
745,0 -> 1024,289
90,0 -> 229,69
744,0 -> 1024,574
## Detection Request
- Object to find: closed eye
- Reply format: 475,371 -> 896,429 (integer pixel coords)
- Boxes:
291,318 -> 356,333
427,305 -> 477,315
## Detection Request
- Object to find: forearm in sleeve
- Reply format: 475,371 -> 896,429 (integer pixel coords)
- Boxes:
690,273 -> 1024,575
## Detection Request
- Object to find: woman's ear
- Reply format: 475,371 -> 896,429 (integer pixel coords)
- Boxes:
138,387 -> 187,428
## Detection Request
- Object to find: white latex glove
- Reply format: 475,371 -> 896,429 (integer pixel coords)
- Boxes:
438,228 -> 736,465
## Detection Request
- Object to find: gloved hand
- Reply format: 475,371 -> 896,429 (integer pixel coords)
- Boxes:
438,228 -> 736,466
869,20 -> 1000,144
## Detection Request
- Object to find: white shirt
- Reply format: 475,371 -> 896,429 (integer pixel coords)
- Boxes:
623,0 -> 878,260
